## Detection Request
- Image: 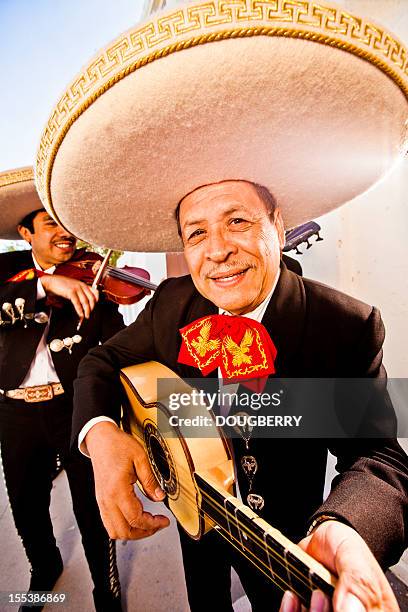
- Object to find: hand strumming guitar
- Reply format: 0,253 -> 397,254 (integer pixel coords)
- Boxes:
85,421 -> 170,539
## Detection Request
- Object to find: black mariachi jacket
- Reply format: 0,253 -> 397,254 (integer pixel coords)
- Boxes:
0,249 -> 124,393
73,262 -> 408,568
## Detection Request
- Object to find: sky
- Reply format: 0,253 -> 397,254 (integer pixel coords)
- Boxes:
0,0 -> 148,170
1,0 -> 406,171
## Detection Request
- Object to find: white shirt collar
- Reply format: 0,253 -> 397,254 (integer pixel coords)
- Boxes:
219,268 -> 280,323
31,252 -> 56,274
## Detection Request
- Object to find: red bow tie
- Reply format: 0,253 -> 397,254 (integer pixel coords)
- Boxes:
178,314 -> 277,392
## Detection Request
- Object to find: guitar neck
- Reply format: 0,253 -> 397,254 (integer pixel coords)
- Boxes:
194,472 -> 335,607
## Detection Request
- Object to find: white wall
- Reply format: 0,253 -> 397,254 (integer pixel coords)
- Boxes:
295,158 -> 408,377
117,251 -> 167,325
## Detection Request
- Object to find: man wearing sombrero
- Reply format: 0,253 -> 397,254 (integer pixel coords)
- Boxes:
34,1 -> 408,610
0,168 -> 124,611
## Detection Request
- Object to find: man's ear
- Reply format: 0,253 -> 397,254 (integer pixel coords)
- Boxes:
17,224 -> 32,245
273,209 -> 285,251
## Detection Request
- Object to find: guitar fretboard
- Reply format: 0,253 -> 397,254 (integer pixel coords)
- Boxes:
195,473 -> 335,607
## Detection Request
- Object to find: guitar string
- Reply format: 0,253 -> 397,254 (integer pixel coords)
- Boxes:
128,398 -> 330,596
107,268 -> 155,288
197,486 -> 320,596
143,449 -> 323,596
194,484 -> 330,598
208,526 -> 305,601
197,480 -> 332,593
106,266 -> 157,290
136,435 -> 324,594
171,483 -> 311,602
159,475 -> 307,601
202,514 -> 310,603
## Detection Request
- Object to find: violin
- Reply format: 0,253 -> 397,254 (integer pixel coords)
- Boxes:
54,248 -> 157,306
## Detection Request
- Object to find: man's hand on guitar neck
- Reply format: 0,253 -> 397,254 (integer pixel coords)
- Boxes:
280,520 -> 398,612
85,421 -> 170,539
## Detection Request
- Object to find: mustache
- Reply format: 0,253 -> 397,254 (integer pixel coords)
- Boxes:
204,261 -> 254,279
52,236 -> 76,245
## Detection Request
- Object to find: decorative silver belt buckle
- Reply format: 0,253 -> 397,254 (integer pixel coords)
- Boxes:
24,384 -> 53,403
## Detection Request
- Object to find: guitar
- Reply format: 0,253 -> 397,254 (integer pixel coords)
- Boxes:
120,361 -> 336,607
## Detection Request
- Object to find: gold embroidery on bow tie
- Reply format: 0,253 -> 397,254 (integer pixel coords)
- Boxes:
224,329 -> 254,367
179,314 -> 276,388
221,327 -> 269,378
191,319 -> 220,357
181,317 -> 221,370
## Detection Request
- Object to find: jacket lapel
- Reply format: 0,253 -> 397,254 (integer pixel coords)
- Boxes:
261,262 -> 307,376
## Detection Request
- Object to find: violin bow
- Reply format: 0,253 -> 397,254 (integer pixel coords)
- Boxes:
91,248 -> 112,292
77,249 -> 112,331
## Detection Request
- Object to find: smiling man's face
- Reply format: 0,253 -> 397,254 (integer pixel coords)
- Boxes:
18,211 -> 77,270
179,180 -> 285,315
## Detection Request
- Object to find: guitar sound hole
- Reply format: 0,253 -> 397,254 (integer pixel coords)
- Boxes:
144,422 -> 178,496
150,435 -> 171,482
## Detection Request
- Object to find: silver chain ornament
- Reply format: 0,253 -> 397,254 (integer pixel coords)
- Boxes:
234,411 -> 265,512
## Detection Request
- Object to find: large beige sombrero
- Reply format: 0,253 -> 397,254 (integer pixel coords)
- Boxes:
0,167 -> 43,240
36,0 -> 408,252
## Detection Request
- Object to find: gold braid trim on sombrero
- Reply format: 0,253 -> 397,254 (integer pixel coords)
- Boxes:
0,167 -> 34,189
36,0 -> 408,217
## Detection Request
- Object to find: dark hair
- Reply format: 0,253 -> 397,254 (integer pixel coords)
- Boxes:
18,208 -> 43,234
174,180 -> 277,238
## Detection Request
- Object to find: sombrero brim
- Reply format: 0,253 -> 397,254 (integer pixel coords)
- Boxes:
36,0 -> 408,252
0,167 -> 43,240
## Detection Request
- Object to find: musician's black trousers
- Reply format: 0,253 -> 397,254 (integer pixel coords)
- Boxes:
178,524 -> 284,612
0,394 -> 120,596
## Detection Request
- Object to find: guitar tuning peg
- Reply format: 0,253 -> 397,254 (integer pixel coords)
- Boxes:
295,247 -> 302,255
306,239 -> 312,249
316,232 -> 323,242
